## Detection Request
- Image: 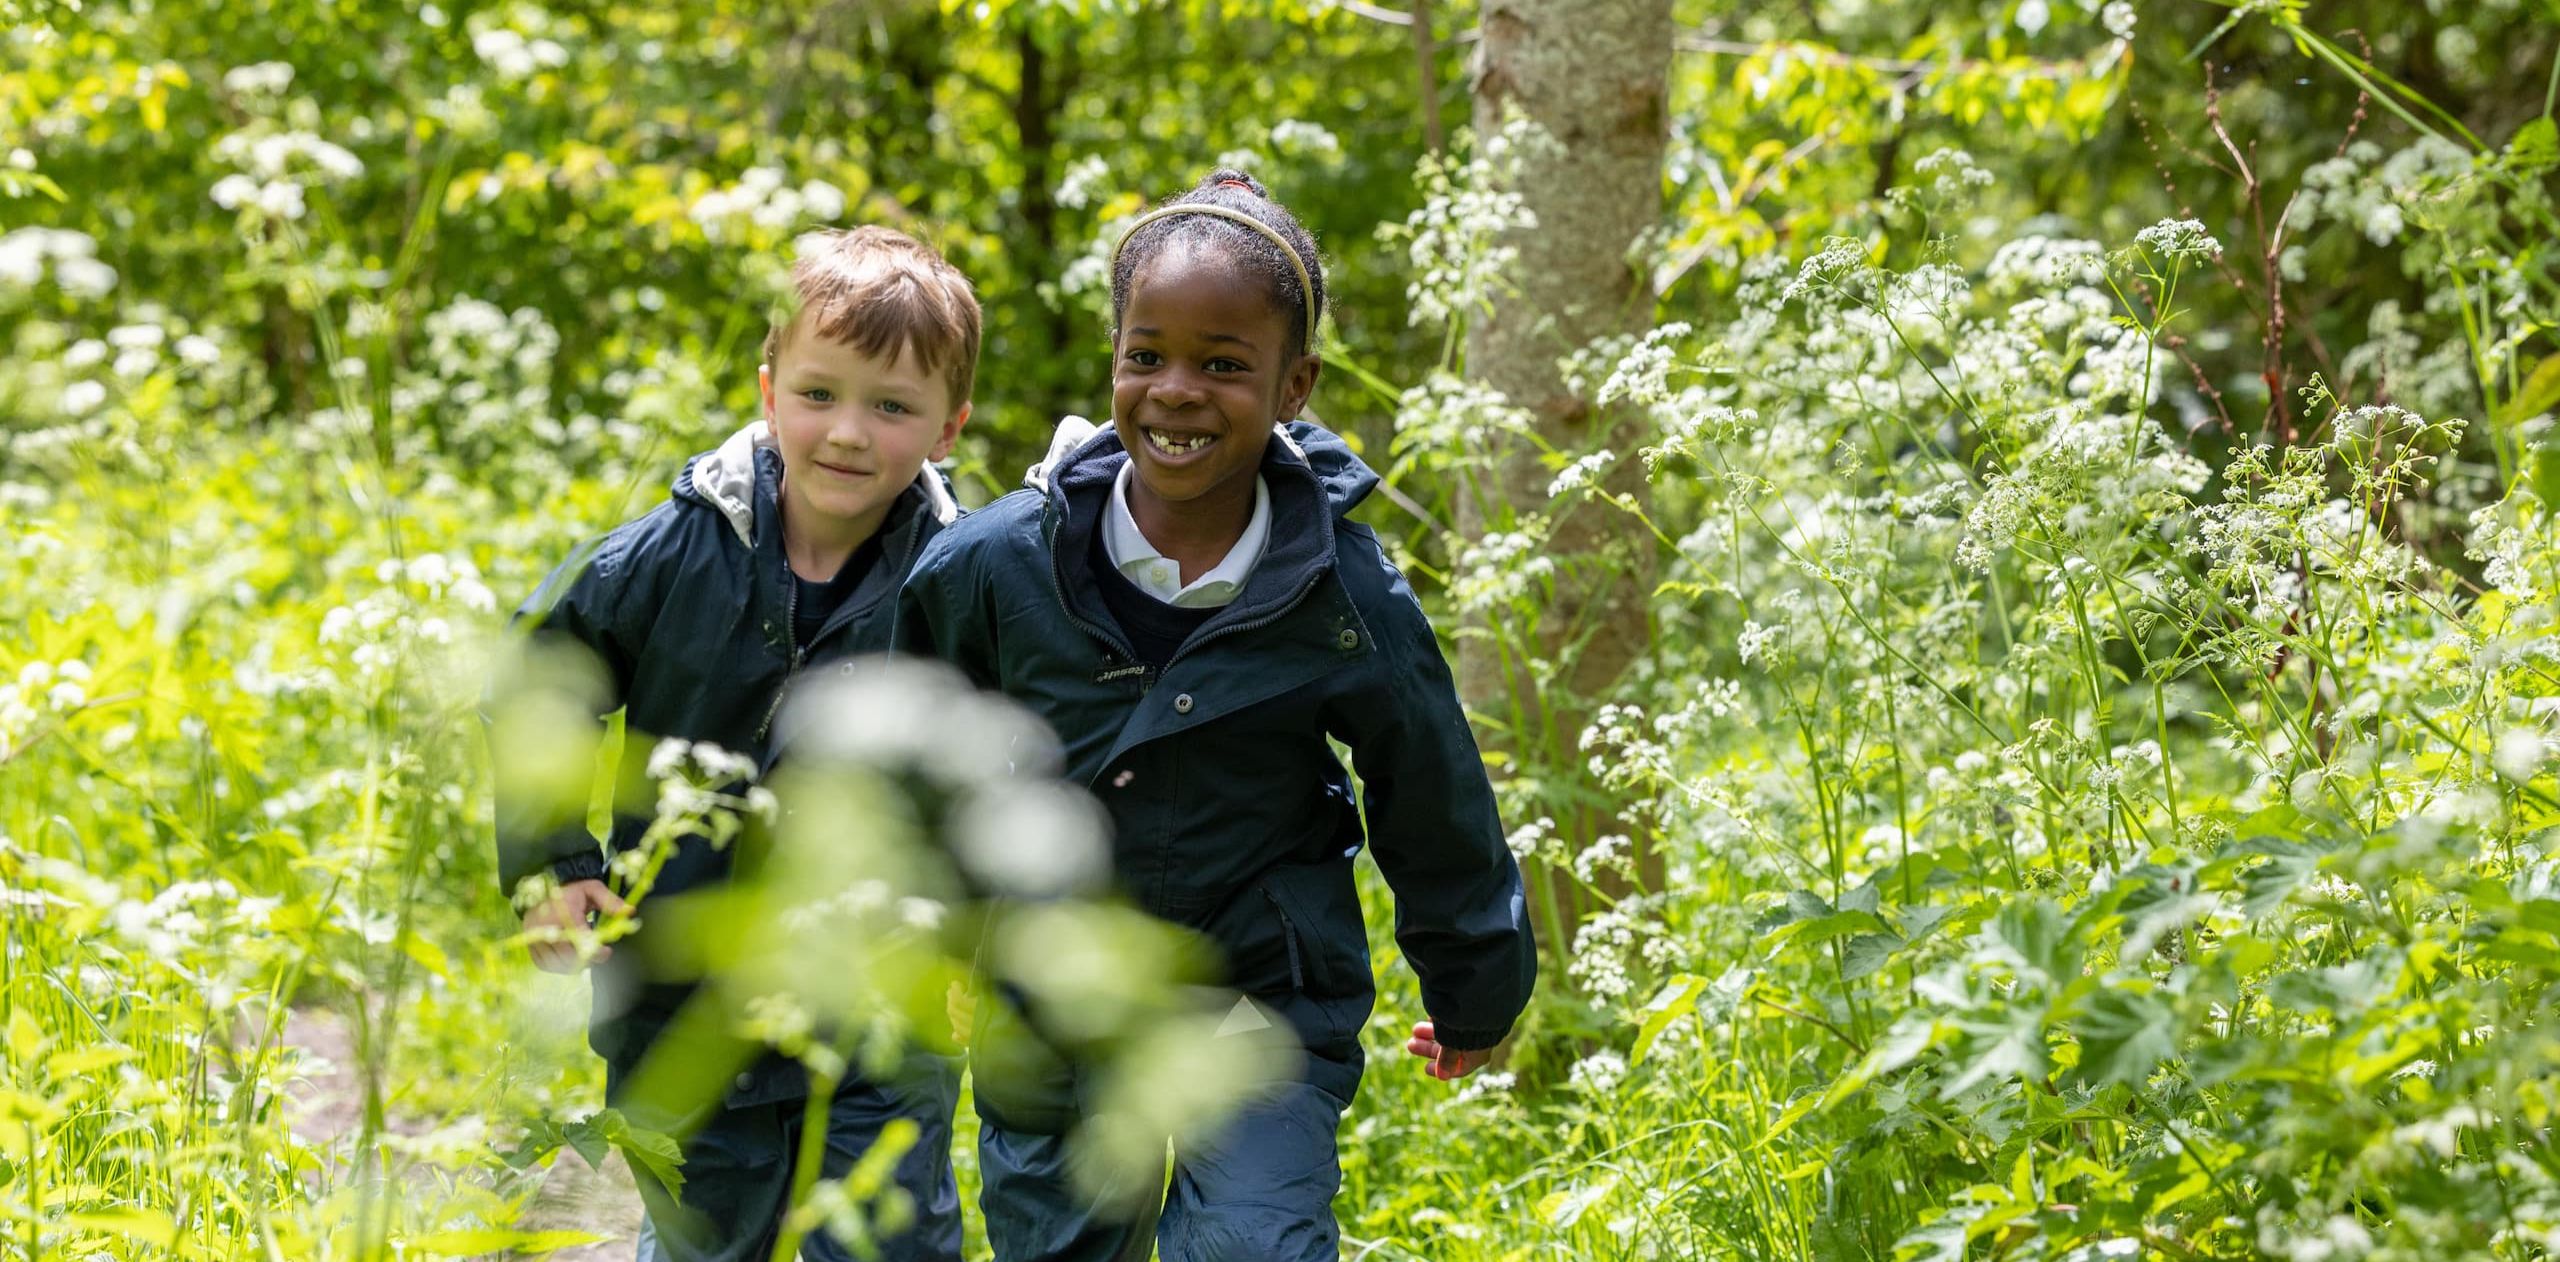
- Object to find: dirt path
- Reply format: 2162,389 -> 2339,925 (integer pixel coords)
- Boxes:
281,1006 -> 647,1260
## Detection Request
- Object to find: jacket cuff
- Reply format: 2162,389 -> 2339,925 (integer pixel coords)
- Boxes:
1428,1021 -> 1512,1054
549,851 -> 610,885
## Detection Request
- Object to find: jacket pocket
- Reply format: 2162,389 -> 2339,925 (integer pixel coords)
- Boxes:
1254,857 -> 1371,1002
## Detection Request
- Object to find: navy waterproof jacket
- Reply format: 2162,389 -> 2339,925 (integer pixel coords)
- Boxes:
492,423 -> 959,1094
893,421 -> 1535,1099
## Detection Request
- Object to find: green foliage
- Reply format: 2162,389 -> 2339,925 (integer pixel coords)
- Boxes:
7,0 -> 2560,1257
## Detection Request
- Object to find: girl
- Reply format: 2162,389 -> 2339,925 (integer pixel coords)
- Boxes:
894,170 -> 1535,1260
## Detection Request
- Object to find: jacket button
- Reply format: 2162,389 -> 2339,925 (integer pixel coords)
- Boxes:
1338,628 -> 1360,649
1172,693 -> 1194,715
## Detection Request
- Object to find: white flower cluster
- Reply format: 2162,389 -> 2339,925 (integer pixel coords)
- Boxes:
210,131 -> 365,221
1393,372 -> 1535,456
689,168 -> 848,241
0,227 -> 116,297
1266,119 -> 1343,161
1054,154 -> 1111,211
2293,138 -> 2472,248
1505,815 -> 1559,862
64,321 -> 217,386
2133,218 -> 2223,264
1449,520 -> 1556,615
1594,322 -> 1694,409
1914,147 -> 1986,202
1986,236 -> 2107,293
1548,449 -> 1619,500
1568,1050 -> 1628,1095
472,27 -> 571,80
220,61 -> 296,96
1782,238 -> 1873,307
1567,906 -> 1663,1001
0,659 -> 93,760
315,554 -> 497,688
1390,137 -> 1537,328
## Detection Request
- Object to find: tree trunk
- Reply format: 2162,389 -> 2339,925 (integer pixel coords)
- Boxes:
1463,0 -> 1673,936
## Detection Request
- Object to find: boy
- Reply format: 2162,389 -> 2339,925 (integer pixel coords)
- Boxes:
491,225 -> 978,1262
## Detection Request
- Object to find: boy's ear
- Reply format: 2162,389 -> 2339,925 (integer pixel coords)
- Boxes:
930,403 -> 972,463
758,363 -> 776,431
1280,353 -> 1323,421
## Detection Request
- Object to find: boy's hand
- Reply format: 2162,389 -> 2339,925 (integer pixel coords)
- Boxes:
521,879 -> 630,973
1404,1021 -> 1493,1081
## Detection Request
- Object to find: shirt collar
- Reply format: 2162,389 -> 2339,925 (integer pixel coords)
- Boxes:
1102,460 -> 1270,609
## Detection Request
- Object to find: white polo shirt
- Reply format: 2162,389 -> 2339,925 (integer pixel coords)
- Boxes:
1101,462 -> 1270,608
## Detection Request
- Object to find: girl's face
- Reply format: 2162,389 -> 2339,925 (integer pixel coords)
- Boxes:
1111,247 -> 1320,514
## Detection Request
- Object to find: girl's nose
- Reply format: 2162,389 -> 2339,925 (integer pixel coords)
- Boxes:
1150,369 -> 1208,408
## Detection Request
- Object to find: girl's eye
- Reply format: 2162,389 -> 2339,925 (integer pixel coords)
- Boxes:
1206,357 -> 1248,374
1125,349 -> 1162,367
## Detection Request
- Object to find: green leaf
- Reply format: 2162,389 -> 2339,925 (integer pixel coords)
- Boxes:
1841,933 -> 1903,981
2508,116 -> 2559,172
2238,839 -> 2325,921
2498,353 -> 2560,429
65,1208 -> 175,1248
607,1112 -> 688,1195
2068,987 -> 2177,1087
405,1228 -> 609,1255
2533,432 -> 2560,509
1631,974 -> 1707,1065
1990,898 -> 2080,983
563,1118 -> 612,1172
1535,1174 -> 1617,1227
1941,1008 -> 2051,1097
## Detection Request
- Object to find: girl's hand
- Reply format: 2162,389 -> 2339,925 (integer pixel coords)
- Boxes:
1404,1021 -> 1493,1080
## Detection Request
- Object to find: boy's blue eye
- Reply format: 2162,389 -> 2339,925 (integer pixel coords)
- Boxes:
800,388 -> 833,403
880,399 -> 909,415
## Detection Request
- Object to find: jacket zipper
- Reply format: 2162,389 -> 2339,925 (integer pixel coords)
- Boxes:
755,552 -> 805,743
1046,522 -> 1143,695
759,505 -> 935,744
1262,886 -> 1306,990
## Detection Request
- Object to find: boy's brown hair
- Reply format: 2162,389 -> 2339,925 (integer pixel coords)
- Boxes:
763,226 -> 981,411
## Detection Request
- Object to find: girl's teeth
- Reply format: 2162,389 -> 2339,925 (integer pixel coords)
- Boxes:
1149,430 -> 1212,455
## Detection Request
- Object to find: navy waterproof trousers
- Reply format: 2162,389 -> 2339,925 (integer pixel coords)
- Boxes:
611,1057 -> 964,1262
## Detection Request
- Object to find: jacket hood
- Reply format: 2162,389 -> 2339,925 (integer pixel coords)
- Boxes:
674,422 -> 960,546
1028,415 -> 1379,519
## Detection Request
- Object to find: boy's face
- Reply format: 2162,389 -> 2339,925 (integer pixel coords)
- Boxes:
1110,247 -> 1319,515
760,323 -> 968,547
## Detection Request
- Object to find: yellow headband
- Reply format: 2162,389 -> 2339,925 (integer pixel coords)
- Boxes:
1110,203 -> 1316,342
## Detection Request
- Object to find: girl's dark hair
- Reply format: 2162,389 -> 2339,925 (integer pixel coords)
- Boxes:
1110,169 -> 1326,358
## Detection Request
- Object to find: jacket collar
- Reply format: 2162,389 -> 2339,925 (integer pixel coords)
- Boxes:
674,422 -> 960,549
1040,420 -> 1377,663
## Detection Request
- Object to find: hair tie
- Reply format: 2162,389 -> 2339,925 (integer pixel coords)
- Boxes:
1215,178 -> 1254,191
1111,204 -> 1315,343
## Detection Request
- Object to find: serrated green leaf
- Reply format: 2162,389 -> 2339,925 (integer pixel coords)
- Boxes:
2508,116 -> 2559,171
2068,986 -> 2177,1087
1841,932 -> 1903,980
